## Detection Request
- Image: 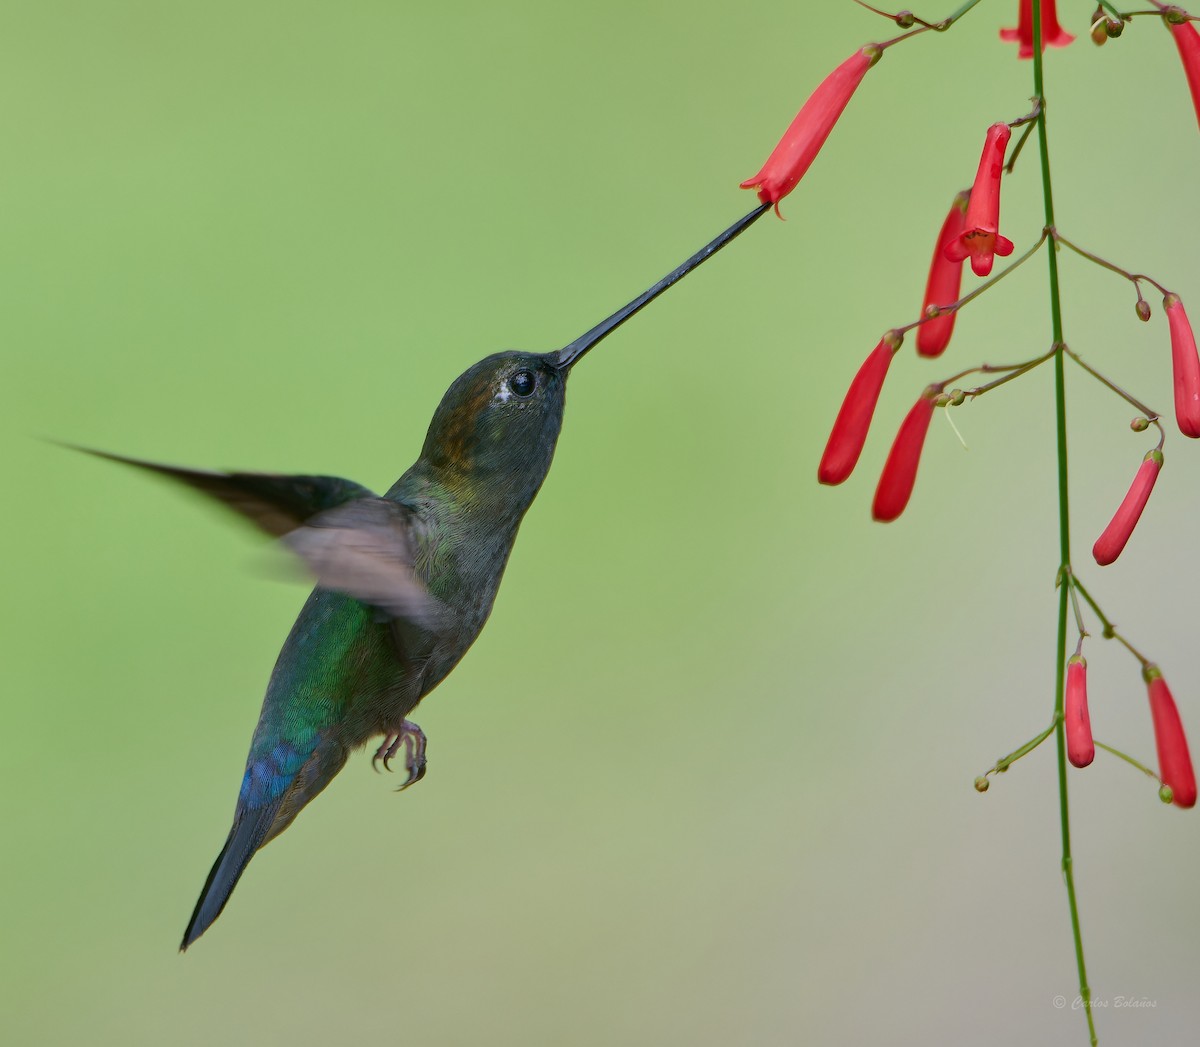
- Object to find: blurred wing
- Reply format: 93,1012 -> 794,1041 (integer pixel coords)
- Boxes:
282,499 -> 439,626
77,446 -> 439,626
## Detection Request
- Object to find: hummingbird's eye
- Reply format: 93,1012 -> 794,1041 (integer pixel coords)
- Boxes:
510,370 -> 536,398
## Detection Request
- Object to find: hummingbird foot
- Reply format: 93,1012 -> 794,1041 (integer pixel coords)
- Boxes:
372,720 -> 427,790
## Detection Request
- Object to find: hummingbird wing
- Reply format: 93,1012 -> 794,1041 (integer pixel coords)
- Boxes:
76,447 -> 440,627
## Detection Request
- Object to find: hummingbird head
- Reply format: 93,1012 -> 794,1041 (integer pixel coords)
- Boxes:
418,204 -> 770,506
419,350 -> 571,496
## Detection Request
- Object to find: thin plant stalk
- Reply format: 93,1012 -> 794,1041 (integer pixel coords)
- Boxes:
1031,5 -> 1097,1042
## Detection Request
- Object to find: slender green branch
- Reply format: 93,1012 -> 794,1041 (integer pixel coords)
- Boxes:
1069,575 -> 1153,666
1031,4 -> 1097,1042
1005,118 -> 1038,174
1068,583 -> 1088,641
966,350 -> 1054,398
1063,346 -> 1162,419
977,719 -> 1060,783
874,0 -> 988,48
1051,230 -> 1172,298
934,348 -> 1055,391
895,232 -> 1047,337
1094,740 -> 1161,782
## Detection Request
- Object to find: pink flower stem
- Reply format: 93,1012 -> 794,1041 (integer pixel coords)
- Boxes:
1003,119 -> 1038,174
1062,346 -> 1163,423
963,349 -> 1056,397
874,0 -> 988,49
918,348 -> 1055,402
1050,230 -> 1172,298
1008,101 -> 1043,128
894,231 -> 1047,338
851,0 -> 939,28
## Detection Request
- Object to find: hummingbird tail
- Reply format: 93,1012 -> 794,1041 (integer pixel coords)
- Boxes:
180,801 -> 281,951
179,736 -> 349,950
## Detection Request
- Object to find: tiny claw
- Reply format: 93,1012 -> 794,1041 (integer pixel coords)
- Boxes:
372,719 -> 428,790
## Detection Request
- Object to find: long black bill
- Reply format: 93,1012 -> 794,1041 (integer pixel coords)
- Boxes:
553,202 -> 771,371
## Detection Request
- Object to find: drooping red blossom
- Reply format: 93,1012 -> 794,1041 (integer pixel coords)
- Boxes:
872,387 -> 938,522
1165,294 -> 1200,437
917,191 -> 969,357
1092,449 -> 1163,566
1144,665 -> 1197,809
1065,655 -> 1094,768
944,124 -> 1014,278
740,46 -> 879,216
1000,0 -> 1076,59
1167,17 -> 1200,133
818,332 -> 903,486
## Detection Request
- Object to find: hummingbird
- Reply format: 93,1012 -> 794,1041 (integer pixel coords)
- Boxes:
84,203 -> 768,950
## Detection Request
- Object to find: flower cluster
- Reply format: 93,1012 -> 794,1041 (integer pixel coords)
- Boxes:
736,3 -> 1200,1038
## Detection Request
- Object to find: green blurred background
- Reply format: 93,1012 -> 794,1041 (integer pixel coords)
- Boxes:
4,2 -> 1198,1043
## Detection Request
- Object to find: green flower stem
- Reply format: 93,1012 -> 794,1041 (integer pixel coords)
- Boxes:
894,232 -> 1047,338
1030,4 -> 1097,1043
876,0 -> 987,49
1051,230 -> 1172,298
1069,575 -> 1153,666
965,350 -> 1055,398
1063,346 -> 1162,420
935,348 -> 1055,391
981,719 -> 1059,778
1094,740 -> 1162,783
1004,118 -> 1039,174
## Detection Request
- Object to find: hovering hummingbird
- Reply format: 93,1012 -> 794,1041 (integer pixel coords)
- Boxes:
84,203 -> 768,950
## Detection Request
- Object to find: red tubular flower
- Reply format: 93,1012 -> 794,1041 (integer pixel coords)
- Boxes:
917,191 -> 969,358
1144,665 -> 1197,809
740,46 -> 879,216
818,332 -> 903,486
1000,0 -> 1076,59
1065,655 -> 1094,768
944,124 -> 1014,278
1167,18 -> 1200,133
872,387 -> 938,522
1092,449 -> 1163,566
1165,294 -> 1200,437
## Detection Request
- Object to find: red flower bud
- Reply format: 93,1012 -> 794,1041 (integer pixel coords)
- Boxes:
917,191 -> 969,358
1144,665 -> 1197,809
740,47 -> 879,216
818,333 -> 903,486
1000,0 -> 1076,59
1066,655 -> 1094,768
1165,294 -> 1200,437
872,387 -> 938,522
1092,449 -> 1163,566
944,124 -> 1015,278
1167,18 -> 1200,133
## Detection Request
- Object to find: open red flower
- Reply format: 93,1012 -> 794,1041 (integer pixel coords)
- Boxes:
944,124 -> 1014,278
1165,294 -> 1200,437
1167,17 -> 1200,133
740,46 -> 879,216
1144,665 -> 1197,809
917,191 -> 969,357
1092,449 -> 1163,566
1066,654 -> 1094,769
1000,0 -> 1076,59
872,387 -> 938,522
818,332 -> 903,486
